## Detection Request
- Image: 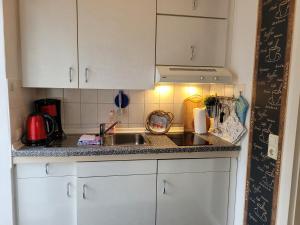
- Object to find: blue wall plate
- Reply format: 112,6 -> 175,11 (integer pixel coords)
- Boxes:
114,90 -> 129,108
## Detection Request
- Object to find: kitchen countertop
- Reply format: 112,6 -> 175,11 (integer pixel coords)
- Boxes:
12,133 -> 240,162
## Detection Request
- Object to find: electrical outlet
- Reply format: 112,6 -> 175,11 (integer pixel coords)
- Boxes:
268,134 -> 279,160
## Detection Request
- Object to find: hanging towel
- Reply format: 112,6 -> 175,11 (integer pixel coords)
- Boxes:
235,95 -> 249,125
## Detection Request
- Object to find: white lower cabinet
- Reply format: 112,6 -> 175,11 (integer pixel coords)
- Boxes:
16,176 -> 76,225
157,159 -> 230,225
15,159 -> 233,225
77,175 -> 156,225
157,172 -> 229,225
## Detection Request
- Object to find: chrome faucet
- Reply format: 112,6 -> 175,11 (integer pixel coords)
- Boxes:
99,121 -> 120,138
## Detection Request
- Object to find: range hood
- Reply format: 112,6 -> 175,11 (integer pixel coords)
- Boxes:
155,66 -> 233,84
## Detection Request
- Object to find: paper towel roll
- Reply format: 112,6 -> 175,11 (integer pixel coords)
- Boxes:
193,108 -> 207,134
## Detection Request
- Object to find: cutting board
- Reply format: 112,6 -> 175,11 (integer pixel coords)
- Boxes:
183,95 -> 205,132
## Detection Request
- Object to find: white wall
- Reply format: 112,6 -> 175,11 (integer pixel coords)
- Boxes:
277,0 -> 300,224
3,0 -> 37,145
228,0 -> 259,224
0,0 -> 14,224
288,98 -> 300,225
229,0 -> 300,225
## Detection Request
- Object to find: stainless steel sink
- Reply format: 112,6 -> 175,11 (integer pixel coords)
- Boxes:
102,133 -> 150,146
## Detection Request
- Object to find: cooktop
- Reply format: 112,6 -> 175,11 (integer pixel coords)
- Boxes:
166,132 -> 212,146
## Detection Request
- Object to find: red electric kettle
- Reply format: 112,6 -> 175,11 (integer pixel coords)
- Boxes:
22,113 -> 56,146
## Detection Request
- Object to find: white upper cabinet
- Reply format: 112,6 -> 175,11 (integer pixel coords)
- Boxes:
157,0 -> 230,18
156,15 -> 227,67
77,0 -> 156,89
19,0 -> 78,88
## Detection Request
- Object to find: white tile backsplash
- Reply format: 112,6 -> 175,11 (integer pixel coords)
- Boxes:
81,103 -> 98,125
225,85 -> 234,97
98,104 -> 115,124
210,84 -> 225,96
98,90 -> 116,103
81,90 -> 98,103
159,103 -> 174,114
145,89 -> 159,104
64,89 -> 81,103
117,108 -> 129,125
144,103 -> 159,119
46,89 -> 63,99
129,90 -> 145,104
129,104 -> 145,124
173,103 -> 184,124
159,85 -> 174,104
64,103 -> 81,125
202,84 -> 211,96
38,84 -> 242,132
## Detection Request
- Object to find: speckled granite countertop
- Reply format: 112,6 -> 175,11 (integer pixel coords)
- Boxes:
12,133 -> 240,158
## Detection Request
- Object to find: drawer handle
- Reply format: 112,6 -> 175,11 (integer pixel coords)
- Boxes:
67,183 -> 71,198
190,45 -> 196,61
163,180 -> 167,195
193,0 -> 198,10
83,184 -> 87,200
85,68 -> 89,83
45,163 -> 50,175
69,67 -> 73,83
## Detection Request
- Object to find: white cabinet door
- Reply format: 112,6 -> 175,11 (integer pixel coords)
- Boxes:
19,0 -> 78,88
16,177 -> 76,225
77,175 -> 156,225
157,172 -> 230,225
157,0 -> 230,18
156,15 -> 227,67
78,0 -> 156,89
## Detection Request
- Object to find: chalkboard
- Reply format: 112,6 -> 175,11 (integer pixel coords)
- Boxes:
244,1 -> 295,225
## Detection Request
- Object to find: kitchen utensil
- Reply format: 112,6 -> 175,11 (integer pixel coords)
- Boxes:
183,95 -> 205,132
211,100 -> 247,144
34,99 -> 65,139
22,113 -> 56,146
145,110 -> 174,134
204,96 -> 218,118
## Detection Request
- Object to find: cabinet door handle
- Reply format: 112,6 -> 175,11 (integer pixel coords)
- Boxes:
83,184 -> 87,200
67,183 -> 71,198
69,67 -> 73,83
190,45 -> 196,61
193,0 -> 198,10
85,68 -> 89,83
163,180 -> 167,195
45,163 -> 50,175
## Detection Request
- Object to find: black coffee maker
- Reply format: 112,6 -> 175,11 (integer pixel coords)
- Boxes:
34,99 -> 65,139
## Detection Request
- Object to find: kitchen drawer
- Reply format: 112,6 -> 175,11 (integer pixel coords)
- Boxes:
15,163 -> 76,178
77,160 -> 157,177
158,158 -> 230,174
156,15 -> 227,67
157,0 -> 230,19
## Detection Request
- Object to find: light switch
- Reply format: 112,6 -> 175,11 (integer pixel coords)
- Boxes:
268,134 -> 279,160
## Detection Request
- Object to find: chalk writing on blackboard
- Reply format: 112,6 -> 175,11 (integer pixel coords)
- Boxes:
245,0 -> 294,224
